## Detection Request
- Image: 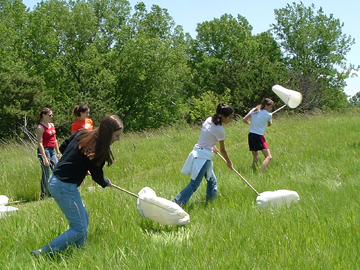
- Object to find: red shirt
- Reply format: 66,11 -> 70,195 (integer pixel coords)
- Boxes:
71,118 -> 94,132
39,123 -> 56,148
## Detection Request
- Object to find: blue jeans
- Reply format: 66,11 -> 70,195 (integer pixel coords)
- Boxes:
40,174 -> 89,254
173,160 -> 217,206
37,147 -> 58,198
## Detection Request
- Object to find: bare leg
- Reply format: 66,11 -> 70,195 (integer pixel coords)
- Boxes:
260,148 -> 272,173
252,151 -> 259,169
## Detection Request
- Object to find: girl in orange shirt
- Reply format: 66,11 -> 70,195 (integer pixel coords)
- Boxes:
71,105 -> 93,135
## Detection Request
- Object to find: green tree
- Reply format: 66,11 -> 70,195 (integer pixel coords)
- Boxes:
187,88 -> 232,124
0,0 -> 44,138
111,3 -> 190,130
87,0 -> 132,50
187,14 -> 286,114
272,2 -> 358,110
25,0 -> 124,133
349,91 -> 360,106
25,0 -> 85,133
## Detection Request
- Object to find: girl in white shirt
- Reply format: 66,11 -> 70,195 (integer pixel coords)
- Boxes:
173,104 -> 234,206
242,98 -> 274,173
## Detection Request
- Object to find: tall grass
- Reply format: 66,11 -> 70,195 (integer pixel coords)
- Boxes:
0,109 -> 359,269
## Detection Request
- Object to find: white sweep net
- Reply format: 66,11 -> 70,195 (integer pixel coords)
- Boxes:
256,190 -> 300,208
136,187 -> 190,225
0,195 -> 18,219
272,85 -> 302,108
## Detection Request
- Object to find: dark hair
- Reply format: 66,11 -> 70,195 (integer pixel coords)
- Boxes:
255,98 -> 274,112
211,103 -> 234,125
73,105 -> 89,117
77,115 -> 124,166
39,108 -> 52,120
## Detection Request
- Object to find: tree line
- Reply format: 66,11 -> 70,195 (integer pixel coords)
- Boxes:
0,0 -> 358,139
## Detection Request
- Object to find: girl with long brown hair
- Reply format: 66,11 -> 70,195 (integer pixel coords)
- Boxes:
32,115 -> 123,257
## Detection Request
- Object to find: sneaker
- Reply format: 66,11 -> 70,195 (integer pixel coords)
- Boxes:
32,249 -> 54,259
32,249 -> 42,257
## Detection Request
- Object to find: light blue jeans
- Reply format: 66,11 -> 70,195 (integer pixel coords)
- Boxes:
173,160 -> 217,206
37,147 -> 58,198
40,173 -> 89,254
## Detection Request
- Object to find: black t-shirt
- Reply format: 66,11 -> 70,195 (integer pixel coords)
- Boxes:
53,132 -> 109,187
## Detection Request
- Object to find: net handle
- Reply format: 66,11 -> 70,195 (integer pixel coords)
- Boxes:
111,184 -> 139,198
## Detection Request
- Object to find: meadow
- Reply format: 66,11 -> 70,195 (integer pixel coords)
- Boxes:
0,109 -> 359,269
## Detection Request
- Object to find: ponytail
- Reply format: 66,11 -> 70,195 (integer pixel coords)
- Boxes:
212,103 -> 234,125
254,98 -> 274,112
73,104 -> 89,117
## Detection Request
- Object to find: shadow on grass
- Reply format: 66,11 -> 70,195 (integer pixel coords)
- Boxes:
137,198 -> 216,235
138,218 -> 188,234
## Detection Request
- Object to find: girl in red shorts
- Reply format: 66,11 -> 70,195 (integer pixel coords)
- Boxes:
243,98 -> 274,173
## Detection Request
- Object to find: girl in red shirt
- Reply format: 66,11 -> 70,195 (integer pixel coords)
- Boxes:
36,108 -> 61,199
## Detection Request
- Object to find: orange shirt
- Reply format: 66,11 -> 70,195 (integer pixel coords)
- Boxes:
71,118 -> 93,132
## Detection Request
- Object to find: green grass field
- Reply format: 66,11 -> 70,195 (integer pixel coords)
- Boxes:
0,109 -> 359,269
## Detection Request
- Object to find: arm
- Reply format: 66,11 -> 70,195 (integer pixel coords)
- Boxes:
267,114 -> 273,127
89,164 -> 112,188
36,125 -> 49,167
52,123 -> 61,158
54,135 -> 61,159
59,133 -> 76,154
242,113 -> 251,125
71,121 -> 77,135
218,140 -> 233,169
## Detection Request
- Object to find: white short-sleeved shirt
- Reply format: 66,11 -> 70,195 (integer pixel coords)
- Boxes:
248,108 -> 272,135
196,117 -> 225,152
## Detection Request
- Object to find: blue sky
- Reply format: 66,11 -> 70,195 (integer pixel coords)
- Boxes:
22,0 -> 360,97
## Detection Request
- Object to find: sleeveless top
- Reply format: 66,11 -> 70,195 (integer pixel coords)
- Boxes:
39,123 -> 56,148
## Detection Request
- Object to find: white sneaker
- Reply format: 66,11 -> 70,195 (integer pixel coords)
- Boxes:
32,249 -> 42,257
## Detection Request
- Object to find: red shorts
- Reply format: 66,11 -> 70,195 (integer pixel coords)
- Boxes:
248,132 -> 268,151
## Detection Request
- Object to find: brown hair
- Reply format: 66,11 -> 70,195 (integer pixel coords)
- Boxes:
73,105 -> 89,117
77,115 -> 124,166
212,103 -> 234,125
39,108 -> 52,120
255,98 -> 274,112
